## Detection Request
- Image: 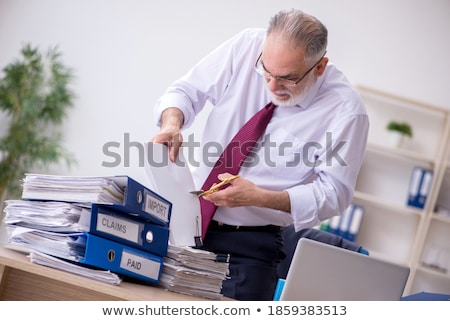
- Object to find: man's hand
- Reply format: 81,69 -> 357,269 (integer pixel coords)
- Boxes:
150,107 -> 184,162
203,173 -> 291,212
151,130 -> 183,162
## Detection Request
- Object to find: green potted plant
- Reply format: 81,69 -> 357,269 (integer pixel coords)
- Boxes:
0,44 -> 76,208
386,120 -> 413,147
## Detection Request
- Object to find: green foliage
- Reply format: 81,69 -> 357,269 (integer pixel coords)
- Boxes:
0,44 -> 77,200
386,121 -> 413,138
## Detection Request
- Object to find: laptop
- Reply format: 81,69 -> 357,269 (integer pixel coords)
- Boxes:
279,238 -> 410,301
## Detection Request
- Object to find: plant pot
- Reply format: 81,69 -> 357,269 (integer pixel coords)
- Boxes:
388,131 -> 405,148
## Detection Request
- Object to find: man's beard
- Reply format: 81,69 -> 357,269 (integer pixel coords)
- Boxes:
268,73 -> 316,107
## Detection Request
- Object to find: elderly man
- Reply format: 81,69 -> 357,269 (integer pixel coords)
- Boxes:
151,9 -> 368,300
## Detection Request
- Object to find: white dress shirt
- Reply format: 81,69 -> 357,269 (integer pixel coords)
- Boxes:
154,28 -> 369,231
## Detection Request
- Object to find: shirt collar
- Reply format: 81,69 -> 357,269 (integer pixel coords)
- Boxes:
294,73 -> 326,110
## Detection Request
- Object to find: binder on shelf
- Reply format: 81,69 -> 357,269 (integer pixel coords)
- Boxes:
419,170 -> 433,207
327,216 -> 340,235
8,227 -> 164,284
22,173 -> 172,227
86,204 -> 169,257
318,204 -> 365,242
407,167 -> 433,209
337,205 -> 353,238
319,219 -> 330,232
346,205 -> 364,242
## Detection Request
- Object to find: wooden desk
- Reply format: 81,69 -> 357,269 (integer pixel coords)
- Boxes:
0,247 -> 212,301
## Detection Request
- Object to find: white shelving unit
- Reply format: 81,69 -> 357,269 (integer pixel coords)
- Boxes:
353,85 -> 450,295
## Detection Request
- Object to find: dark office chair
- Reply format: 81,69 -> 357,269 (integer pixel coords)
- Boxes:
277,224 -> 369,279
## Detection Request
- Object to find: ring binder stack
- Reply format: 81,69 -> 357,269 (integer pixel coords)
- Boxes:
319,203 -> 365,242
3,173 -> 173,284
407,167 -> 434,209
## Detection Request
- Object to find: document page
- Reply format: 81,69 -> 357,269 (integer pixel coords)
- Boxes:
144,143 -> 201,246
29,251 -> 122,285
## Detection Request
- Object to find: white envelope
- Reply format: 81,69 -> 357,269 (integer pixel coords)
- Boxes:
144,143 -> 201,246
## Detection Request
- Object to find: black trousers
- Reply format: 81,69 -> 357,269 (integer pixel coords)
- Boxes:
202,225 -> 285,301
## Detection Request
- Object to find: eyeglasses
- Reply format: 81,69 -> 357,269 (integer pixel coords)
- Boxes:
255,51 -> 326,87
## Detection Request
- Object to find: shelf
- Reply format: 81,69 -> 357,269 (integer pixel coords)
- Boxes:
410,267 -> 450,294
366,142 -> 436,166
358,85 -> 448,160
355,85 -> 450,296
431,213 -> 450,224
355,151 -> 433,208
353,191 -> 422,217
434,167 -> 450,215
357,85 -> 449,115
354,198 -> 421,263
366,248 -> 409,267
418,263 -> 449,278
421,220 -> 450,252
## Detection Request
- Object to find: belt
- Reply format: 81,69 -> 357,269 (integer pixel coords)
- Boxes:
209,220 -> 280,233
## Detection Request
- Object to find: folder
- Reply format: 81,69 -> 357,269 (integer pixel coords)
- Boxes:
22,173 -> 172,227
3,200 -> 169,256
319,219 -> 330,232
407,167 -> 423,208
347,205 -> 364,241
29,251 -> 122,285
327,216 -> 340,235
337,205 -> 353,238
418,169 -> 433,207
82,233 -> 163,284
407,167 -> 424,208
407,167 -> 433,209
86,204 -> 169,257
102,175 -> 172,227
8,226 -> 164,284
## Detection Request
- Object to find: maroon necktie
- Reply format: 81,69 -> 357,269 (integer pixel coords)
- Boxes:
199,102 -> 276,239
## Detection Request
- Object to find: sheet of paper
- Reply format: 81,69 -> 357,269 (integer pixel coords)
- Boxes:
144,143 -> 201,246
29,251 -> 122,285
21,174 -> 125,204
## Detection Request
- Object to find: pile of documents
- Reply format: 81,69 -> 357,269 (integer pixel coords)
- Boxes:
22,173 -> 125,204
158,244 -> 230,300
3,172 -> 230,299
28,251 -> 122,285
3,173 -> 173,285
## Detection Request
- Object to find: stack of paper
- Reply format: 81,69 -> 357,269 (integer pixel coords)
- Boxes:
4,198 -> 170,258
28,251 -> 122,285
21,173 -> 125,204
165,244 -> 230,275
6,224 -> 165,284
158,244 -> 230,300
7,226 -> 88,261
3,170 -> 231,299
2,173 -> 172,285
3,200 -> 88,232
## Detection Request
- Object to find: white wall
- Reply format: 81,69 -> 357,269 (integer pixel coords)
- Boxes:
1,0 -> 449,187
